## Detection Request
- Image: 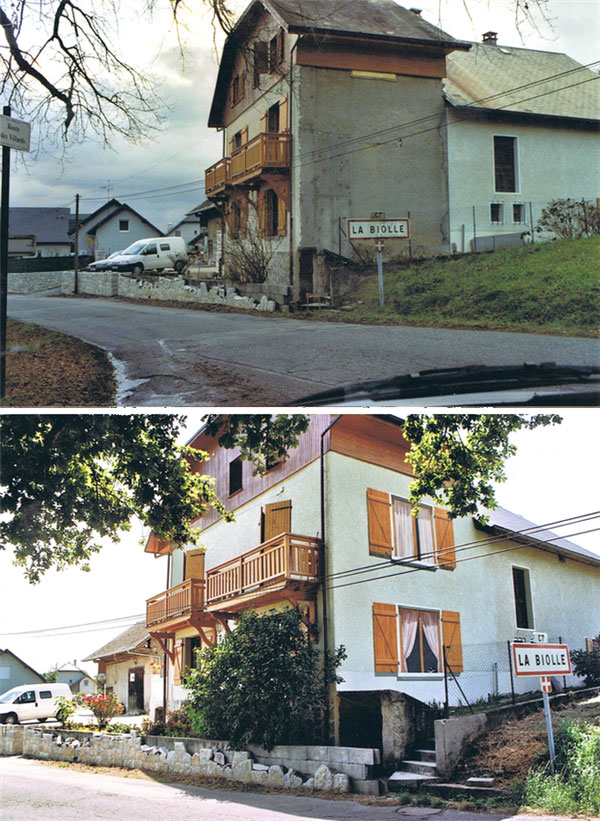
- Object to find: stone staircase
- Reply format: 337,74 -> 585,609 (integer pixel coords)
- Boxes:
387,747 -> 439,791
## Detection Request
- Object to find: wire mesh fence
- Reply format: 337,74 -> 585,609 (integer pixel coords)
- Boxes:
444,634 -> 589,712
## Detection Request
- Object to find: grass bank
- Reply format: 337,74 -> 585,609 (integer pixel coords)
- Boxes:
314,237 -> 600,336
1,319 -> 115,407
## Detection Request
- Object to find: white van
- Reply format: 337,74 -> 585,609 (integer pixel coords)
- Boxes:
110,236 -> 188,275
0,683 -> 72,724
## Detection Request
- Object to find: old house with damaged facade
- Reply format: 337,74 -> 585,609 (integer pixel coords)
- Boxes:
143,415 -> 600,763
204,0 -> 599,304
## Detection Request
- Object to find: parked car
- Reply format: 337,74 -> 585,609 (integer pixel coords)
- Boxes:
109,236 -> 188,275
86,251 -> 124,272
0,682 -> 72,724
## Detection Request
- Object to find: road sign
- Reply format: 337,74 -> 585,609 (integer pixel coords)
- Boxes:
0,114 -> 31,152
540,676 -> 552,693
512,643 -> 572,677
347,218 -> 409,240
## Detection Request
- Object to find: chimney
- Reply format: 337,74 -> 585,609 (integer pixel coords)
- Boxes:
410,8 -> 422,15
482,31 -> 498,45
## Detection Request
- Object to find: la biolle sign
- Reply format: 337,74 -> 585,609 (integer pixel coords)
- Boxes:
347,218 -> 409,240
512,643 -> 572,677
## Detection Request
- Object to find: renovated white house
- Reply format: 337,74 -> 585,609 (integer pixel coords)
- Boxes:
143,415 -> 600,756
72,199 -> 163,260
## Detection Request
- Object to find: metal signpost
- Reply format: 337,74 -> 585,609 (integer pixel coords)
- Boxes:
512,642 -> 572,772
347,215 -> 410,308
1,107 -> 31,399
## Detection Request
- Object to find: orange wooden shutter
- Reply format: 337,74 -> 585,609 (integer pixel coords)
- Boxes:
228,136 -> 235,156
435,507 -> 456,568
260,109 -> 268,133
442,611 -> 463,673
277,195 -> 287,237
373,603 -> 398,672
263,499 -> 292,541
240,71 -> 247,100
173,640 -> 184,685
367,488 -> 393,557
184,549 -> 205,580
279,94 -> 288,131
241,125 -> 249,145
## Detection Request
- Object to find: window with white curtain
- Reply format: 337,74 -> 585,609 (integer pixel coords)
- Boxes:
392,498 -> 435,563
399,607 -> 441,673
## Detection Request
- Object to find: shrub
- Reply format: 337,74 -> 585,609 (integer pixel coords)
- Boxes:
104,722 -> 136,734
570,635 -> 600,686
141,709 -> 193,738
55,695 -> 76,727
536,199 -> 600,240
183,608 -> 346,750
78,691 -> 124,731
522,719 -> 600,815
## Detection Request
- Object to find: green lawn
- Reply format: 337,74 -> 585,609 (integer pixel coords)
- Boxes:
322,236 -> 600,336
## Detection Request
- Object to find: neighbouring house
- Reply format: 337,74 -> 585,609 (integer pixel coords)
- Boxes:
84,622 -> 164,717
0,649 -> 45,692
169,209 -> 204,245
55,662 -> 96,694
203,0 -> 600,302
8,207 -> 72,257
71,199 -> 163,260
185,200 -> 224,268
143,415 -> 600,764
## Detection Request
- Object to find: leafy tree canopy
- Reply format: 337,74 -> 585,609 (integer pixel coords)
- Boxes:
183,608 -> 345,750
0,412 -> 560,582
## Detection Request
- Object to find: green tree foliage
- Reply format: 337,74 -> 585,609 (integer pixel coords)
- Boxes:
403,414 -> 561,519
1,413 -> 561,581
43,665 -> 59,683
570,636 -> 600,687
183,609 -> 346,750
0,414 -> 231,582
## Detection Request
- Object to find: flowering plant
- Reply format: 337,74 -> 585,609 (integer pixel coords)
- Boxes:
78,691 -> 124,730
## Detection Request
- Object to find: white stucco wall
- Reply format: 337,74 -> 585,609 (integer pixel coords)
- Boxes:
324,451 -> 600,704
445,113 -> 600,252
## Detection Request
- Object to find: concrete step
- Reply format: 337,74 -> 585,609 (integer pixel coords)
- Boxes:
400,759 -> 438,777
414,748 -> 436,763
387,771 -> 439,792
421,782 -> 509,800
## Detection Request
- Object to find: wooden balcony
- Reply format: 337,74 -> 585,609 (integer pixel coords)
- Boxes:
231,133 -> 290,185
206,533 -> 321,612
146,578 -> 206,630
205,157 -> 230,196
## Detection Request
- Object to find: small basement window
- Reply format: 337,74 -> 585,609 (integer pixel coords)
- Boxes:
229,456 -> 243,495
513,203 -> 525,223
490,203 -> 504,223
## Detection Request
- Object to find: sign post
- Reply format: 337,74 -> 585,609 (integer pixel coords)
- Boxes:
512,642 -> 572,773
347,215 -> 410,309
0,108 -> 31,400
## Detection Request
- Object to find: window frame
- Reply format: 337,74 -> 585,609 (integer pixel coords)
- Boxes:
490,202 -> 504,224
512,565 -> 535,630
397,605 -> 443,675
118,219 -> 130,232
512,203 -> 525,224
391,495 -> 437,567
493,135 -> 519,194
228,455 -> 243,496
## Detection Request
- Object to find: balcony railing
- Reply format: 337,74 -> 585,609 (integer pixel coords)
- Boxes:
146,578 -> 205,628
206,533 -> 320,608
205,157 -> 230,196
204,133 -> 290,195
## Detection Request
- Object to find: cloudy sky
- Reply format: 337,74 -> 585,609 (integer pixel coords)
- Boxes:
0,410 -> 598,677
6,0 -> 599,233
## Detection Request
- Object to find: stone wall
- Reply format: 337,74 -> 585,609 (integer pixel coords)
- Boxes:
8,271 -> 65,294
3,727 -> 381,793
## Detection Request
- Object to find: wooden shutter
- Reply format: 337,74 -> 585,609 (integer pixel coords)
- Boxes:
228,136 -> 235,156
442,611 -> 463,673
263,499 -> 292,542
241,125 -> 249,145
373,603 -> 399,673
257,189 -> 267,237
435,507 -> 456,568
279,94 -> 288,131
184,549 -> 205,581
277,195 -> 287,237
173,640 -> 184,685
240,71 -> 247,100
367,488 -> 393,557
260,109 -> 268,133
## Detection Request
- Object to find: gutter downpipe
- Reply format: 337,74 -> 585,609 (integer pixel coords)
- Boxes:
162,550 -> 171,722
288,39 -> 298,295
320,414 -> 343,744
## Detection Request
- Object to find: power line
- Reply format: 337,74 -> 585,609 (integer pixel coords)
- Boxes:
326,511 -> 600,582
0,613 -> 145,638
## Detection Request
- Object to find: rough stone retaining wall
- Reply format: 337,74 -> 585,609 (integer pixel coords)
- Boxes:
8,271 -> 64,294
1,727 -> 381,793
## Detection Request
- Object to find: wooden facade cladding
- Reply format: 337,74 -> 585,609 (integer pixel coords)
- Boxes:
205,532 -> 321,612
296,37 -> 447,79
329,415 -> 414,476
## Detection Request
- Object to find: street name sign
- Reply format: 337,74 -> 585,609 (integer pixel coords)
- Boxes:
0,114 -> 31,152
347,218 -> 409,240
512,643 -> 572,677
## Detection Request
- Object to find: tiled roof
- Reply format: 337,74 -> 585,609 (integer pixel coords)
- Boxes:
9,207 -> 71,244
476,506 -> 600,566
445,41 -> 600,122
83,621 -> 150,661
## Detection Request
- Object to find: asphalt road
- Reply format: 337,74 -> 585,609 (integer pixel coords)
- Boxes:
8,294 -> 600,407
0,756 -> 570,821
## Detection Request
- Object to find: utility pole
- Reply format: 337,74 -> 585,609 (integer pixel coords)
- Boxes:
73,193 -> 80,294
0,105 -> 10,400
